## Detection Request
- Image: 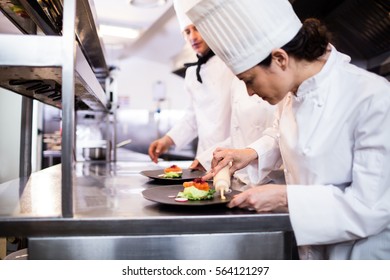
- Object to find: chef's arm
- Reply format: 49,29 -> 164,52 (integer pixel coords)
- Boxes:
202,147 -> 258,181
166,108 -> 198,151
196,136 -> 232,172
246,134 -> 282,184
228,184 -> 288,213
148,135 -> 175,163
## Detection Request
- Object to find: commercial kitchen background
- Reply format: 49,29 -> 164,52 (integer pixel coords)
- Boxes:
1,0 -> 389,184
0,0 -> 196,183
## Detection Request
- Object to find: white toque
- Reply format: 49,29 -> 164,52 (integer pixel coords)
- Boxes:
186,0 -> 303,74
173,0 -> 202,31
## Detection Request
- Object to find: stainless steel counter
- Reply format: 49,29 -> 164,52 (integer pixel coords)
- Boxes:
0,157 -> 294,260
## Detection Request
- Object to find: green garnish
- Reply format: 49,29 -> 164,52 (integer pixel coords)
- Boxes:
177,186 -> 216,201
163,172 -> 182,178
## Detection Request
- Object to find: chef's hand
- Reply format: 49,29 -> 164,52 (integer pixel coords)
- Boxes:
228,184 -> 288,213
188,159 -> 206,172
202,147 -> 258,181
148,135 -> 174,163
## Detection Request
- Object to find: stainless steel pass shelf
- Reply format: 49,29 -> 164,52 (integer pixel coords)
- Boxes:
0,0 -> 108,110
17,0 -> 109,79
0,0 -> 109,217
0,35 -> 107,110
0,162 -> 294,260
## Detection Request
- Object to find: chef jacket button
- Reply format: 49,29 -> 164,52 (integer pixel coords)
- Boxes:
317,103 -> 323,107
276,133 -> 280,138
284,169 -> 288,174
303,147 -> 311,155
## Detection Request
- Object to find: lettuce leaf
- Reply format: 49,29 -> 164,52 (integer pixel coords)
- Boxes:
163,172 -> 182,178
177,186 -> 216,200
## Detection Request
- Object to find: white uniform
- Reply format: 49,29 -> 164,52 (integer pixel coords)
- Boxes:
197,78 -> 275,184
167,56 -> 233,157
248,46 -> 390,259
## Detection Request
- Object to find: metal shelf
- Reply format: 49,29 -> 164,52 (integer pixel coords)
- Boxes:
0,0 -> 109,110
0,0 -> 110,217
0,35 -> 107,111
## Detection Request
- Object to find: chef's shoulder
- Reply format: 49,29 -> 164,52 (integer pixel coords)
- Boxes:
184,55 -> 237,83
209,55 -> 236,76
335,63 -> 390,112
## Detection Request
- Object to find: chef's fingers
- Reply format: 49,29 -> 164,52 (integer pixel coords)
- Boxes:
201,170 -> 214,181
147,143 -> 158,163
188,160 -> 198,169
210,156 -> 219,170
227,192 -> 250,209
189,159 -> 205,171
210,157 -> 233,178
148,141 -> 163,163
212,147 -> 230,162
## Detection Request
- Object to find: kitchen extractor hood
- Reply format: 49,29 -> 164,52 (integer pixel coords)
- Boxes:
291,0 -> 390,78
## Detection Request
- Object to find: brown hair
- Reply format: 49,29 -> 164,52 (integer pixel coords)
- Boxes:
259,18 -> 332,66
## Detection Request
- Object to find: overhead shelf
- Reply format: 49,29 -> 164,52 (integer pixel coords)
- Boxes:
0,0 -> 109,110
0,35 -> 107,111
0,0 -> 110,217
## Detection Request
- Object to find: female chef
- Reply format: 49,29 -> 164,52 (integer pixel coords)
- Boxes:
187,0 -> 390,259
149,0 -> 275,186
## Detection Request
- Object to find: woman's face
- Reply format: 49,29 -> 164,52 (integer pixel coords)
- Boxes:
183,24 -> 210,57
237,50 -> 295,105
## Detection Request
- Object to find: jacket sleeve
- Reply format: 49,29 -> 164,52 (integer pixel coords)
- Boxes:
166,80 -> 198,151
246,102 -> 284,184
196,136 -> 232,171
166,107 -> 198,151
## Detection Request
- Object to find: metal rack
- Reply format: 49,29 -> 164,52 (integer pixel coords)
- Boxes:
0,0 -> 109,217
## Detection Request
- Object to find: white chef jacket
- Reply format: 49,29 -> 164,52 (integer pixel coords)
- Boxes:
197,78 -> 275,185
167,56 -> 233,157
247,46 -> 390,259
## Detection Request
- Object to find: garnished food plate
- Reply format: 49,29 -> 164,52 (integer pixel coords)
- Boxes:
140,169 -> 206,183
142,185 -> 239,206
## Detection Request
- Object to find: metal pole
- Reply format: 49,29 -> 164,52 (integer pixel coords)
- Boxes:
61,0 -> 77,218
19,97 -> 33,179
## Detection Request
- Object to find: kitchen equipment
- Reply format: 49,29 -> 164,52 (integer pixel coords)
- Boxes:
82,139 -> 132,161
82,146 -> 107,160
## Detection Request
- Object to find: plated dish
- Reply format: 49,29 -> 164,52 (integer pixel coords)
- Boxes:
142,185 -> 239,206
140,169 -> 206,183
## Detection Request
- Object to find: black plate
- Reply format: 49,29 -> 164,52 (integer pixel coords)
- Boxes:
142,185 -> 240,206
140,169 -> 206,183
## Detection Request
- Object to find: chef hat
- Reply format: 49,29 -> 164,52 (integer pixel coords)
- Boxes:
173,0 -> 202,31
186,0 -> 302,74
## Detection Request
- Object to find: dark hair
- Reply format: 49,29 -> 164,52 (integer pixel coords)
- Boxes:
258,18 -> 332,67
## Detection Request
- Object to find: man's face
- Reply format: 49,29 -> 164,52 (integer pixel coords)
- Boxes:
183,24 -> 210,56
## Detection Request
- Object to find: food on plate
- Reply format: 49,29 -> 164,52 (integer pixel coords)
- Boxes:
176,178 -> 216,201
183,177 -> 210,191
161,171 -> 182,178
158,165 -> 183,178
159,165 -> 183,178
164,165 -> 182,174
